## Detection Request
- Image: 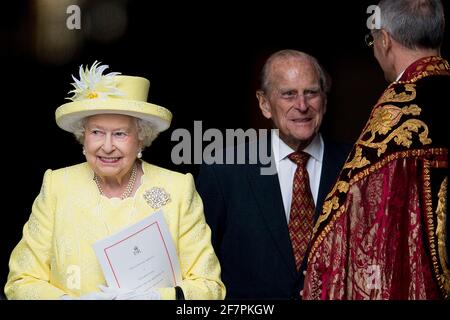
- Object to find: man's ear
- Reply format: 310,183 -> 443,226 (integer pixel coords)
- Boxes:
380,29 -> 391,50
256,90 -> 272,119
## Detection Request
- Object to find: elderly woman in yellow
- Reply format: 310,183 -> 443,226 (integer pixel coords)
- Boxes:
5,62 -> 225,300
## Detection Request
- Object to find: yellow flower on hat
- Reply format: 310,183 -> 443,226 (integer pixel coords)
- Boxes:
67,61 -> 124,101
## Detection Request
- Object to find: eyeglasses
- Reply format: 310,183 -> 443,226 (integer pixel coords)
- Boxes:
365,29 -> 382,48
364,33 -> 374,48
365,33 -> 375,48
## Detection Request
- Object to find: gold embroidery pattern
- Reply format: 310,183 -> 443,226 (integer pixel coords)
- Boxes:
362,117 -> 431,155
315,196 -> 339,233
378,83 -> 417,104
343,146 -> 370,173
341,60 -> 448,177
309,148 -> 448,259
308,56 -> 450,271
323,181 -> 350,203
407,69 -> 450,83
344,103 -> 431,174
435,177 -> 449,298
396,57 -> 450,84
314,181 -> 349,234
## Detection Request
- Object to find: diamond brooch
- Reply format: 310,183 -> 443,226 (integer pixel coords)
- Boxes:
143,187 -> 171,209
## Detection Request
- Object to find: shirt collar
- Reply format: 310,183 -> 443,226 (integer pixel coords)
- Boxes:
272,130 -> 323,164
395,69 -> 405,82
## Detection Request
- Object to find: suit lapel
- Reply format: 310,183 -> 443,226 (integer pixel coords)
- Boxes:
246,140 -> 298,278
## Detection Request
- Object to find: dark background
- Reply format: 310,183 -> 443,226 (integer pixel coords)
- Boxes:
1,0 -> 449,294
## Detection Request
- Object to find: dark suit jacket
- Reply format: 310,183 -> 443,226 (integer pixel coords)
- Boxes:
196,134 -> 351,299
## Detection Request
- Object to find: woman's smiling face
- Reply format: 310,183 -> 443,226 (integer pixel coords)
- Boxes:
83,114 -> 141,181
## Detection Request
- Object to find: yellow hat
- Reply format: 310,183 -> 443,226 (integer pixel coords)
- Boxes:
55,61 -> 172,133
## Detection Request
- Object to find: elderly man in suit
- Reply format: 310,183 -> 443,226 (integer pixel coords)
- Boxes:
196,49 -> 350,299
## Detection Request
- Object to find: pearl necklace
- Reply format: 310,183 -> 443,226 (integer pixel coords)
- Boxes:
94,163 -> 138,200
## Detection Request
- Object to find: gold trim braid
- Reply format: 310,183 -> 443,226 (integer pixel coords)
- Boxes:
436,177 -> 449,298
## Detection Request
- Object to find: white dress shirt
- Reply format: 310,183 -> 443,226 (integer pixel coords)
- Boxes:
272,131 -> 324,223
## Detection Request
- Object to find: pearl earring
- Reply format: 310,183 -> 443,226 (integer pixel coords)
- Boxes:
137,150 -> 142,159
82,148 -> 86,156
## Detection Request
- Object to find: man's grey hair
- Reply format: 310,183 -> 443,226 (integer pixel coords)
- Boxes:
378,0 -> 445,49
73,116 -> 159,148
260,49 -> 332,94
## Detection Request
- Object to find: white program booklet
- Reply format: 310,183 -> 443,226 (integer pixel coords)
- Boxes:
93,210 -> 182,291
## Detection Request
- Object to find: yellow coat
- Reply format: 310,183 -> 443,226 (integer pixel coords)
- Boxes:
5,161 -> 225,300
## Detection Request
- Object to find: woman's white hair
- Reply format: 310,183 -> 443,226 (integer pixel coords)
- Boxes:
73,116 -> 159,149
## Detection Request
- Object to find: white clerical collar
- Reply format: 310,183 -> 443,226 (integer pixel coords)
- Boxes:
395,69 -> 405,82
272,130 -> 323,164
